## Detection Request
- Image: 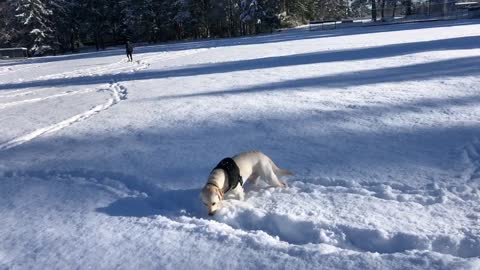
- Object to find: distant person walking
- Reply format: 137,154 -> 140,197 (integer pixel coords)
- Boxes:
126,40 -> 134,62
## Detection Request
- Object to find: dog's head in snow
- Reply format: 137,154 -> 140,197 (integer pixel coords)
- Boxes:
200,183 -> 223,216
200,151 -> 291,216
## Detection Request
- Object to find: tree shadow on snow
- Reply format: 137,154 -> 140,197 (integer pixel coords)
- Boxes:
1,19 -> 477,69
152,55 -> 480,100
1,35 -> 480,91
4,169 -> 207,218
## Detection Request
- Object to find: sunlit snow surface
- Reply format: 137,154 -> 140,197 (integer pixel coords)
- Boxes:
1,20 -> 480,269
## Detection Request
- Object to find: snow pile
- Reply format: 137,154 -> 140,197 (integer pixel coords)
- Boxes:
1,20 -> 480,269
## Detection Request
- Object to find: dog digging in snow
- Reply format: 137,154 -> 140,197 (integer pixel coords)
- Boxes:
200,151 -> 293,216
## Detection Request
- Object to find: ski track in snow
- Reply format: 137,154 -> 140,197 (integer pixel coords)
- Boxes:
0,87 -> 98,110
34,48 -> 207,81
0,82 -> 127,151
0,48 -> 205,151
0,48 -> 206,97
0,88 -> 44,98
36,58 -> 140,80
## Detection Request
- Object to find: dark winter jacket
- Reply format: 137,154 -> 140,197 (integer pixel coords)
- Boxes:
126,42 -> 133,53
212,158 -> 243,192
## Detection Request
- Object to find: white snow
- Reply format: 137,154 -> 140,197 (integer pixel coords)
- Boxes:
1,20 -> 480,269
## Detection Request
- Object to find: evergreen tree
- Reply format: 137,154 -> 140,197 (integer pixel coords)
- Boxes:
315,0 -> 349,20
4,0 -> 437,56
47,0 -> 73,53
0,1 -> 16,47
240,0 -> 264,34
350,0 -> 371,18
13,0 -> 55,55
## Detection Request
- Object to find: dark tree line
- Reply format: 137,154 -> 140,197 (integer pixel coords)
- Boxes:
0,0 -> 427,56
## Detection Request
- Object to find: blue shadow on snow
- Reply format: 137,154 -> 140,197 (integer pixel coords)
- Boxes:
96,188 -> 205,218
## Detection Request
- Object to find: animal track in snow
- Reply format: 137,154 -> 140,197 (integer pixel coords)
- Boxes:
464,138 -> 480,186
293,178 -> 449,205
218,208 -> 480,258
210,174 -> 480,258
293,175 -> 479,205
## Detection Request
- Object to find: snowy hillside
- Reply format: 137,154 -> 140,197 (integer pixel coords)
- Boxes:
1,20 -> 480,269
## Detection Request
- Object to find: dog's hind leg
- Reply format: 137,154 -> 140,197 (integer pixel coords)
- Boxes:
238,188 -> 245,200
263,164 -> 286,188
246,172 -> 259,186
233,186 -> 245,200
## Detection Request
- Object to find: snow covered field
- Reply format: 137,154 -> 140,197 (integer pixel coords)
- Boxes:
1,20 -> 480,269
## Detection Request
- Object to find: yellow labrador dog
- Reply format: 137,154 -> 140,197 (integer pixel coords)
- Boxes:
201,151 -> 293,215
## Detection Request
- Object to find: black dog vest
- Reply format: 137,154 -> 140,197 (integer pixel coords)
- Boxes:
212,157 -> 243,192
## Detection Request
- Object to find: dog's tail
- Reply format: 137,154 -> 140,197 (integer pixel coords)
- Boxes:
269,159 -> 294,176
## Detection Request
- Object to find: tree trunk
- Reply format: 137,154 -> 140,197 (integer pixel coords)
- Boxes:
70,32 -> 75,52
95,31 -> 99,51
371,0 -> 377,21
405,0 -> 412,15
112,24 -> 118,44
381,0 -> 386,19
